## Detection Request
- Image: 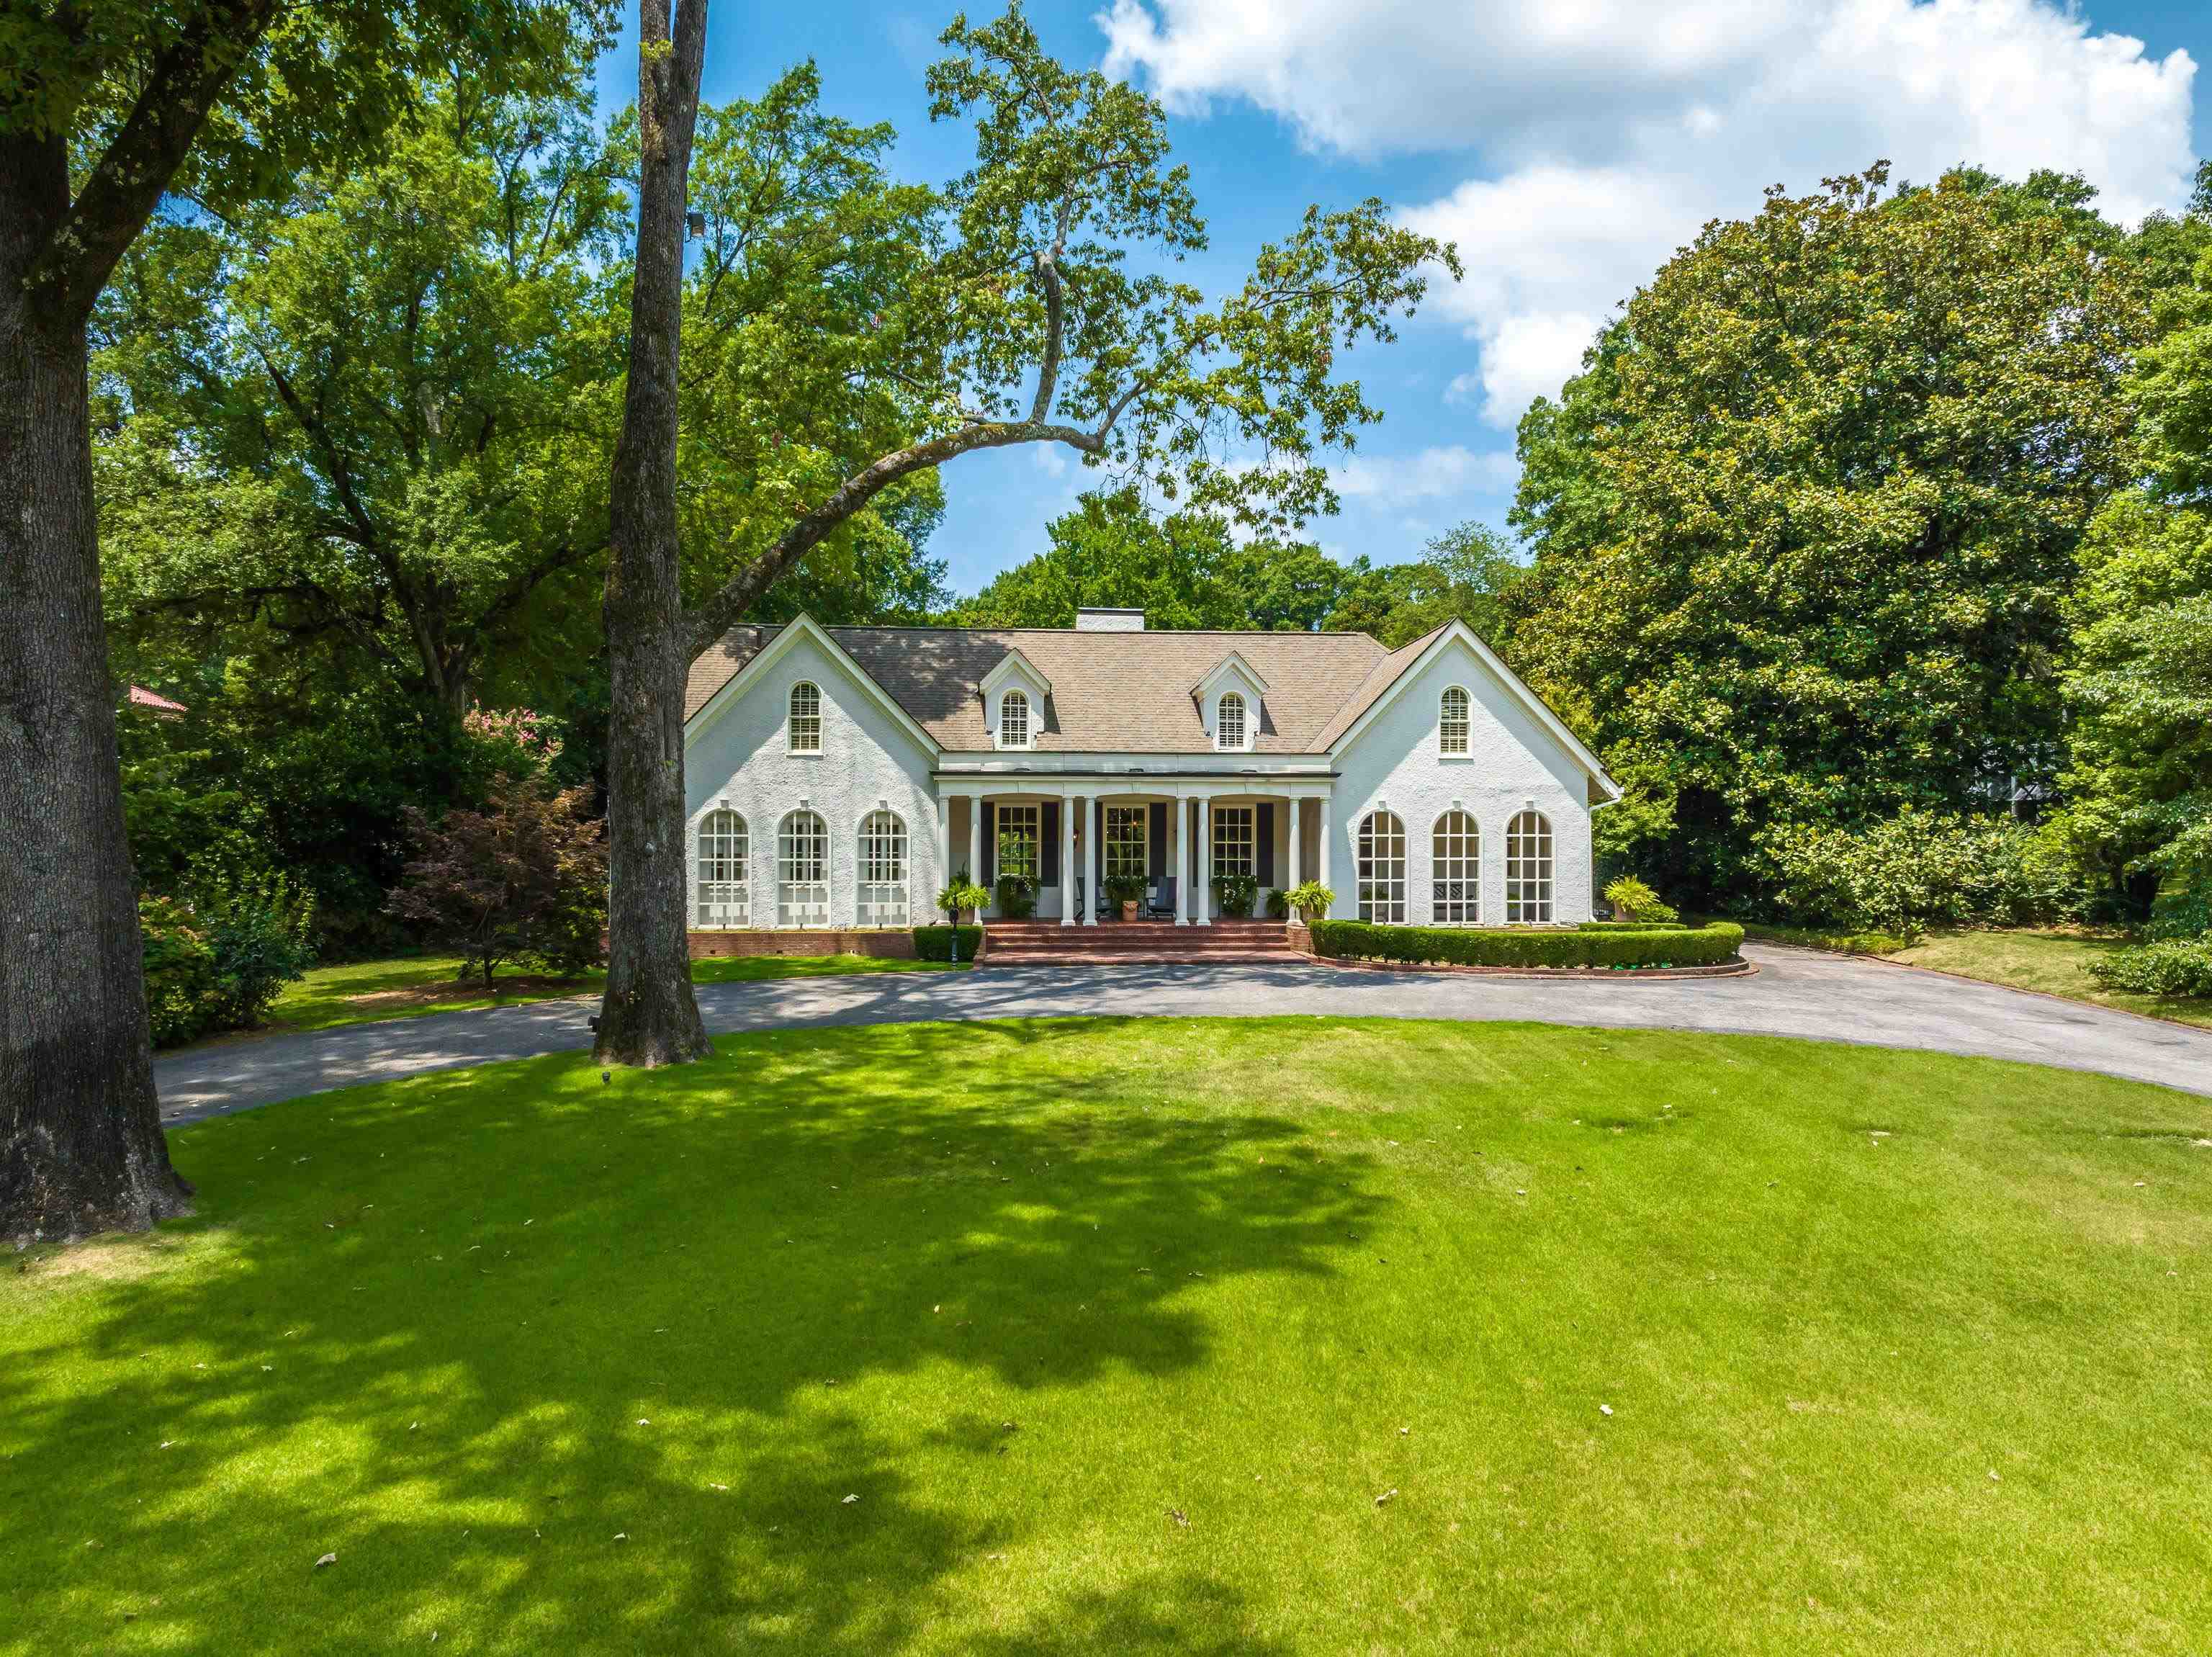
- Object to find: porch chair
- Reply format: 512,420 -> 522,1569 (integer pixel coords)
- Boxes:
1144,876 -> 1176,919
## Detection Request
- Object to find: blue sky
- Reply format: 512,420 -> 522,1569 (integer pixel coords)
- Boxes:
600,1 -> 2210,598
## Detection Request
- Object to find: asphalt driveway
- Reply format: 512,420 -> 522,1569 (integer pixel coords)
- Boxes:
150,943 -> 2212,1124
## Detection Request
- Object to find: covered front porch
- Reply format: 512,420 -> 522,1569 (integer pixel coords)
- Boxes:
935,776 -> 1334,926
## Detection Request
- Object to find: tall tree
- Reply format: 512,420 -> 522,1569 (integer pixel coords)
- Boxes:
593,4 -> 1455,1063
595,0 -> 714,1067
1322,522 -> 1528,650
0,1 -> 608,1242
1506,164 -> 2148,905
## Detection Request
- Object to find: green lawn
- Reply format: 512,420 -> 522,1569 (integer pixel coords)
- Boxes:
256,951 -> 960,1035
6,1020 -> 2209,1654
1889,928 -> 2212,1031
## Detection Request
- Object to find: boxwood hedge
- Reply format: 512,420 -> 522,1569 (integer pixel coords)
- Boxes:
1309,920 -> 1744,970
912,925 -> 985,962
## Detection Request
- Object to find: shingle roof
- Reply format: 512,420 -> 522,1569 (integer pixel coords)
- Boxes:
685,623 -> 1398,753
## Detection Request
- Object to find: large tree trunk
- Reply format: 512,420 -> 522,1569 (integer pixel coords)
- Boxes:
1,132 -> 192,1241
594,0 -> 711,1069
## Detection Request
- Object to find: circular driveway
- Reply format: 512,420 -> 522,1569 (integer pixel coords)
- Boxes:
151,943 -> 2212,1125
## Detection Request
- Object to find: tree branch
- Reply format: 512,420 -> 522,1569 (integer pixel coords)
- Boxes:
688,418 -> 1100,651
33,0 -> 281,329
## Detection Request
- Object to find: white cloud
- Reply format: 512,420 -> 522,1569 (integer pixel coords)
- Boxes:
1333,444 -> 1519,503
1104,0 -> 2198,426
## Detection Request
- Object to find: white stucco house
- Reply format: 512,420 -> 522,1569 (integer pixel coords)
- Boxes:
680,608 -> 1619,935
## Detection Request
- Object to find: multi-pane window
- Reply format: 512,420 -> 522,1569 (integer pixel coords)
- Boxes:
1105,807 -> 1148,881
1216,692 -> 1246,750
1439,686 -> 1470,756
696,809 -> 748,927
999,689 -> 1030,749
857,809 -> 907,927
995,803 -> 1040,883
778,809 -> 829,926
1357,810 -> 1407,923
1431,810 -> 1480,925
1211,805 -> 1254,878
787,681 -> 822,753
1506,809 -> 1554,924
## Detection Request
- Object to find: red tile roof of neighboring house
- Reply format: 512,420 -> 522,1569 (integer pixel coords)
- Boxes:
127,685 -> 187,717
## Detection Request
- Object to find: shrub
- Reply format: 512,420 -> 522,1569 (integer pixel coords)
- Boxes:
1308,920 -> 1743,970
1213,870 -> 1259,918
2087,938 -> 2212,998
1602,875 -> 1678,925
1104,873 -> 1147,910
912,925 -> 984,962
140,897 -> 222,1048
385,774 -> 608,987
1755,809 -> 2076,932
204,876 -> 318,1029
1282,880 -> 1335,922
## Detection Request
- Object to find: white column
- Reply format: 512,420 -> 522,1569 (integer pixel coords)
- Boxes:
1060,789 -> 1076,926
966,793 -> 983,889
1317,796 -> 1331,910
1084,796 -> 1100,925
1289,796 -> 1303,889
1196,794 -> 1213,926
936,796 -> 950,907
1173,796 -> 1188,925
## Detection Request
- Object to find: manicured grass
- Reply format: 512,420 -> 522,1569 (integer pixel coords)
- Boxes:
256,951 -> 959,1035
6,1021 -> 2210,1654
1889,928 -> 2212,1031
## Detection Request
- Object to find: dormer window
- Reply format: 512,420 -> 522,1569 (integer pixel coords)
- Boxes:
999,688 -> 1031,749
1216,692 -> 1247,751
788,681 -> 822,753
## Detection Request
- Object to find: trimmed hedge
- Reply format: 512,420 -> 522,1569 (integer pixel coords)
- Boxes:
912,925 -> 985,962
1310,920 -> 1745,970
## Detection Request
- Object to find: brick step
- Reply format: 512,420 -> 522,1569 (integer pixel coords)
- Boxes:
984,951 -> 1308,968
986,930 -> 1290,949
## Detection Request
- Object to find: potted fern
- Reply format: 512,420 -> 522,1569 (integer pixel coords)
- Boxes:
1283,880 -> 1335,924
1103,872 -> 1146,921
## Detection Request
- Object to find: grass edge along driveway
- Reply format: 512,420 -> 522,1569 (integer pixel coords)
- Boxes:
8,1016 -> 2209,1656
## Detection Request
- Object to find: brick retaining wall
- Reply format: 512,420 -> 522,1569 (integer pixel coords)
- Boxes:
687,929 -> 917,960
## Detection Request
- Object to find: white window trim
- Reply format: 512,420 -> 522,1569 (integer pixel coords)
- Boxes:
787,680 -> 822,755
1358,809 -> 1407,924
696,808 -> 750,928
997,688 -> 1033,750
1215,691 -> 1249,752
1438,685 -> 1472,759
1506,809 -> 1555,925
1431,809 -> 1480,925
857,809 -> 909,928
778,809 -> 830,927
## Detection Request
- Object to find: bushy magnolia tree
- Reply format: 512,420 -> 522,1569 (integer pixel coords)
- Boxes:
593,4 -> 1457,1065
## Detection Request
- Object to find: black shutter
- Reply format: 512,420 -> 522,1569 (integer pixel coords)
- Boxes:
1149,802 -> 1168,879
1043,801 -> 1060,886
981,801 -> 995,885
1257,802 -> 1276,885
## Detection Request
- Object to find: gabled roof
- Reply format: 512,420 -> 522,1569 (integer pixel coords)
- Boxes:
685,614 -> 1612,785
1190,650 -> 1270,701
980,646 -> 1051,698
683,613 -> 942,757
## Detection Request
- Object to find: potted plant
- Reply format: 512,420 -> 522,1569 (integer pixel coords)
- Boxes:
936,876 -> 990,926
994,870 -> 1038,920
1283,880 -> 1335,924
1212,870 -> 1259,919
1103,872 -> 1146,921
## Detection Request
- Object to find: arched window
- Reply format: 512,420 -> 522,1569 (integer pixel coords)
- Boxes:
857,809 -> 909,927
1216,691 -> 1247,751
999,688 -> 1030,749
1357,809 -> 1406,923
787,681 -> 822,753
696,809 -> 749,928
1506,809 -> 1553,924
1439,686 -> 1470,756
778,809 -> 829,927
1431,811 -> 1480,924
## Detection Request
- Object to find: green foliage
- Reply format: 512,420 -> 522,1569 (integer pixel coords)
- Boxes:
935,881 -> 992,922
138,897 -> 222,1049
1601,876 -> 1678,925
1282,881 -> 1336,923
1509,165 -> 2151,904
1211,871 -> 1259,919
1309,920 -> 1744,970
2087,938 -> 2212,998
1322,524 -> 1529,649
385,775 -> 608,987
1102,873 -> 1147,908
911,925 -> 984,962
1755,809 -> 2073,933
994,872 -> 1038,920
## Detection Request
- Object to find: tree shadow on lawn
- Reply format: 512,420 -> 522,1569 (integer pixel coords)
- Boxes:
4,1019 -> 1357,1653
